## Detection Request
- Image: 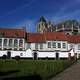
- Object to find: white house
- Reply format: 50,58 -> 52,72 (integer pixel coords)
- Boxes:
0,28 -> 80,59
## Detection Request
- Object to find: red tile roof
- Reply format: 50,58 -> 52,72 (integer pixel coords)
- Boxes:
0,28 -> 80,43
67,35 -> 80,43
27,33 -> 45,43
44,32 -> 67,41
27,32 -> 67,43
0,28 -> 25,38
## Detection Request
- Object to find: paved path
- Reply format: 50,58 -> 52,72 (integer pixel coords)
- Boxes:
50,60 -> 80,80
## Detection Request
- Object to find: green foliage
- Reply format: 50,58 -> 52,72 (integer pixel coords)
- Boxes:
0,59 -> 74,80
2,55 -> 7,62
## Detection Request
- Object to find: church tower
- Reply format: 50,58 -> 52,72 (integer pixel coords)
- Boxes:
37,16 -> 47,33
47,21 -> 53,32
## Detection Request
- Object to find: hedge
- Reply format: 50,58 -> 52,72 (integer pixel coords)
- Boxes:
0,59 -> 74,80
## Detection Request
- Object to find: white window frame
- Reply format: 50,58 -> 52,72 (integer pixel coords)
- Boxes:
62,43 -> 66,48
47,42 -> 51,48
52,42 -> 56,48
9,39 -> 13,47
35,43 -> 38,50
14,39 -> 18,47
3,39 -> 7,46
70,44 -> 74,49
19,39 -> 23,47
40,43 -> 43,49
57,43 -> 61,48
78,44 -> 80,50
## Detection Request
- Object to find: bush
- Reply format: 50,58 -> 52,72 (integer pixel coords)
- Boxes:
15,56 -> 20,62
0,60 -> 75,80
2,55 -> 7,59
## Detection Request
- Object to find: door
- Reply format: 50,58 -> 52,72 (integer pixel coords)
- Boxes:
7,51 -> 11,59
33,52 -> 37,60
56,52 -> 59,60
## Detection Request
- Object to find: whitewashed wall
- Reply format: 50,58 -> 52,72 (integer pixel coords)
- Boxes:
0,50 -> 70,58
25,49 -> 33,58
30,41 -> 68,51
0,51 -> 7,57
38,52 -> 56,58
59,52 -> 69,58
46,41 -> 68,51
38,51 -> 69,58
11,51 -> 26,57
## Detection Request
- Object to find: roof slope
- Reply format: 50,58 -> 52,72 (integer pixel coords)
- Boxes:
67,35 -> 80,43
44,32 -> 67,41
0,28 -> 25,38
27,33 -> 45,43
27,32 -> 67,43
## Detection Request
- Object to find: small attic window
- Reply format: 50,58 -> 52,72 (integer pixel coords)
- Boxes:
0,32 -> 4,37
14,32 -> 19,36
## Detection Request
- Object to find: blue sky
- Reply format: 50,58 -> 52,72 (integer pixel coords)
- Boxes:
0,0 -> 80,32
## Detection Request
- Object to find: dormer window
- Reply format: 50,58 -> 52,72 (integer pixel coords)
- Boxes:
0,32 -> 4,37
14,32 -> 19,37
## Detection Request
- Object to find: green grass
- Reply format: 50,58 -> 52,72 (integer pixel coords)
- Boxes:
0,59 -> 74,80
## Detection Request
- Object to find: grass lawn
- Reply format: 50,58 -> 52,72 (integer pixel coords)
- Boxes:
0,59 -> 74,80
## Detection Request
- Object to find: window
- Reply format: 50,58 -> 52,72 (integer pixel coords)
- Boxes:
48,42 -> 51,48
35,43 -> 38,49
70,44 -> 74,49
40,43 -> 43,49
52,42 -> 56,48
27,43 -> 31,49
15,32 -> 19,37
9,39 -> 12,47
14,39 -> 18,47
0,33 -> 4,37
19,39 -> 23,47
78,44 -> 80,50
0,39 -> 2,46
3,39 -> 7,46
58,43 -> 61,48
62,43 -> 66,48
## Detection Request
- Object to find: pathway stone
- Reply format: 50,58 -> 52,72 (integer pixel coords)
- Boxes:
50,60 -> 80,80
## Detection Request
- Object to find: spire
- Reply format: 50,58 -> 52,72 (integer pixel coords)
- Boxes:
39,16 -> 46,22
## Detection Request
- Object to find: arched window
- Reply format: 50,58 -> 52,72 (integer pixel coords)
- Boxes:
19,39 -> 23,47
14,39 -> 18,47
3,39 -> 7,46
9,39 -> 12,47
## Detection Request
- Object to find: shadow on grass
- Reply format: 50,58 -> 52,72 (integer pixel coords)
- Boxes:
3,75 -> 42,80
0,70 -> 19,76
